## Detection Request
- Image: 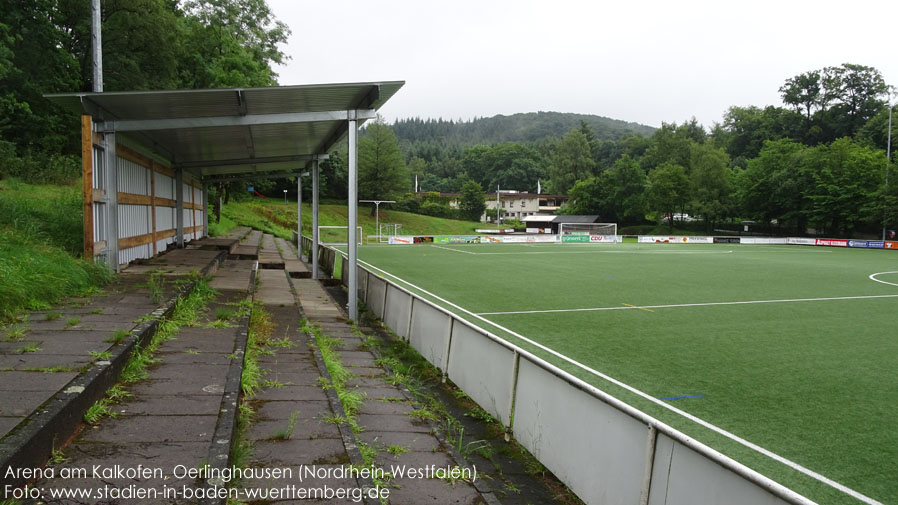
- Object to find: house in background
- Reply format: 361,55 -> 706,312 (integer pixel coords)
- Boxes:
423,190 -> 569,223
483,191 -> 568,222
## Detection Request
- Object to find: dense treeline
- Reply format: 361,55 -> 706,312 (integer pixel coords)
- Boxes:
0,4 -> 894,237
374,63 -> 896,237
0,0 -> 288,184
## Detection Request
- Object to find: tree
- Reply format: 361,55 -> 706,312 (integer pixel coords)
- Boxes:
736,139 -> 809,234
459,181 -> 486,221
605,155 -> 646,225
717,106 -> 803,159
639,121 -> 701,172
646,163 -> 689,231
780,70 -> 822,121
407,156 -> 426,190
565,177 -> 607,216
180,0 -> 290,88
803,137 -> 884,235
549,129 -> 595,193
482,143 -> 545,191
358,120 -> 408,213
780,64 -> 889,143
0,0 -> 81,155
688,143 -> 732,231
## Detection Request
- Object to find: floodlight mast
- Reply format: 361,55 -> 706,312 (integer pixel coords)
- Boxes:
884,89 -> 894,241
359,200 -> 395,243
91,0 -> 102,92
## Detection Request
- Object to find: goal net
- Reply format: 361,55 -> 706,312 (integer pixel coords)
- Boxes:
367,223 -> 402,244
558,223 -> 619,243
318,226 -> 363,245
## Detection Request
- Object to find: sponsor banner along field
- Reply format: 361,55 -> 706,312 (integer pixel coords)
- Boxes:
638,235 -> 715,243
347,241 -> 898,505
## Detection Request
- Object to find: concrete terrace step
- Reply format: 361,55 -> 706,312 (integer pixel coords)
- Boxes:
246,269 -> 359,502
16,259 -> 255,503
288,275 -> 496,505
258,233 -> 284,269
232,229 -> 263,259
275,236 -> 310,278
0,248 -> 227,491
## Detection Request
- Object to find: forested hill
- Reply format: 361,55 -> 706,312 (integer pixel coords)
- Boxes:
392,111 -> 655,146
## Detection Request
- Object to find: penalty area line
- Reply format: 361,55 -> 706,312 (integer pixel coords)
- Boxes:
478,293 -> 898,316
429,244 -> 477,254
353,256 -> 884,505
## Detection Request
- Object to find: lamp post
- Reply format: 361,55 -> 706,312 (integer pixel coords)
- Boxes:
360,200 -> 395,242
283,189 -> 287,205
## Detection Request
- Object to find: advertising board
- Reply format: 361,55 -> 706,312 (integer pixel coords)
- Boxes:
502,235 -> 557,243
815,239 -> 848,247
638,236 -> 714,244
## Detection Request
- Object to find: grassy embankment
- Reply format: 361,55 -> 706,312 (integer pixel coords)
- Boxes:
211,198 -> 494,240
0,179 -> 113,321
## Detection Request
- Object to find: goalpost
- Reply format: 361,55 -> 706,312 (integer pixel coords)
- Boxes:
558,222 -> 619,243
318,226 -> 363,246
366,223 -> 402,244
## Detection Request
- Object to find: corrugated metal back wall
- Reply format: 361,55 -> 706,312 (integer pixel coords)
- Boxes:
110,148 -> 205,266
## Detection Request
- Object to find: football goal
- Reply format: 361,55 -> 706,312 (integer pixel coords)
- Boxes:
366,223 -> 402,244
318,226 -> 363,245
558,222 -> 619,243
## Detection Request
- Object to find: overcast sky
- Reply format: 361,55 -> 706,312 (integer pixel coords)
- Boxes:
267,0 -> 898,129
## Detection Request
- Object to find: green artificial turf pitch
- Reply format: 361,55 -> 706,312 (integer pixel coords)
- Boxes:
350,242 -> 898,505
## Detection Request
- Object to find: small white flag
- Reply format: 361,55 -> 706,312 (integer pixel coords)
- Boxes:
537,179 -> 541,194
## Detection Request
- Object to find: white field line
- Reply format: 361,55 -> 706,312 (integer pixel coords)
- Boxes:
478,294 -> 898,316
356,257 -> 886,505
430,244 -> 477,254
475,249 -> 735,255
869,271 -> 898,287
428,247 -> 735,256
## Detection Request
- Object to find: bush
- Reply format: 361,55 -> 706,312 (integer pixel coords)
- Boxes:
419,201 -> 453,219
0,143 -> 81,185
392,193 -> 420,214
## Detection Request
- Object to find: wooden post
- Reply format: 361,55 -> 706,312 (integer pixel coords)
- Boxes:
81,115 -> 94,259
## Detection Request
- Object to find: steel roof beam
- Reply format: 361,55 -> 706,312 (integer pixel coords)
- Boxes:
177,153 -> 328,170
202,172 -> 311,184
101,109 -> 377,133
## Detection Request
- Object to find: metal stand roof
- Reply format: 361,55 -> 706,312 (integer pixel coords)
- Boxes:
47,81 -> 404,321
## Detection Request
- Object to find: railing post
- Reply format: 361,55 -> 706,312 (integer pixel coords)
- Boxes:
640,424 -> 658,505
505,351 -> 521,442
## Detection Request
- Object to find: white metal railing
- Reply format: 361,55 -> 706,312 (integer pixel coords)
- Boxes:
319,247 -> 818,505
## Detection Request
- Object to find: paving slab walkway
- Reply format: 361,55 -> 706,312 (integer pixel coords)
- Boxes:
243,268 -> 358,504
233,229 -> 262,258
291,275 -> 494,505
23,259 -> 255,504
0,248 -> 224,452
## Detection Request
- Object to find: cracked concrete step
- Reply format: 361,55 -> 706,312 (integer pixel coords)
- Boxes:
19,258 -> 254,502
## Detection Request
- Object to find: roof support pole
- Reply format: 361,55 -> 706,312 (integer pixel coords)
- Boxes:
202,184 -> 209,238
312,157 -> 319,279
176,169 -> 184,247
347,115 -> 359,321
103,131 -> 119,271
297,174 -> 302,248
